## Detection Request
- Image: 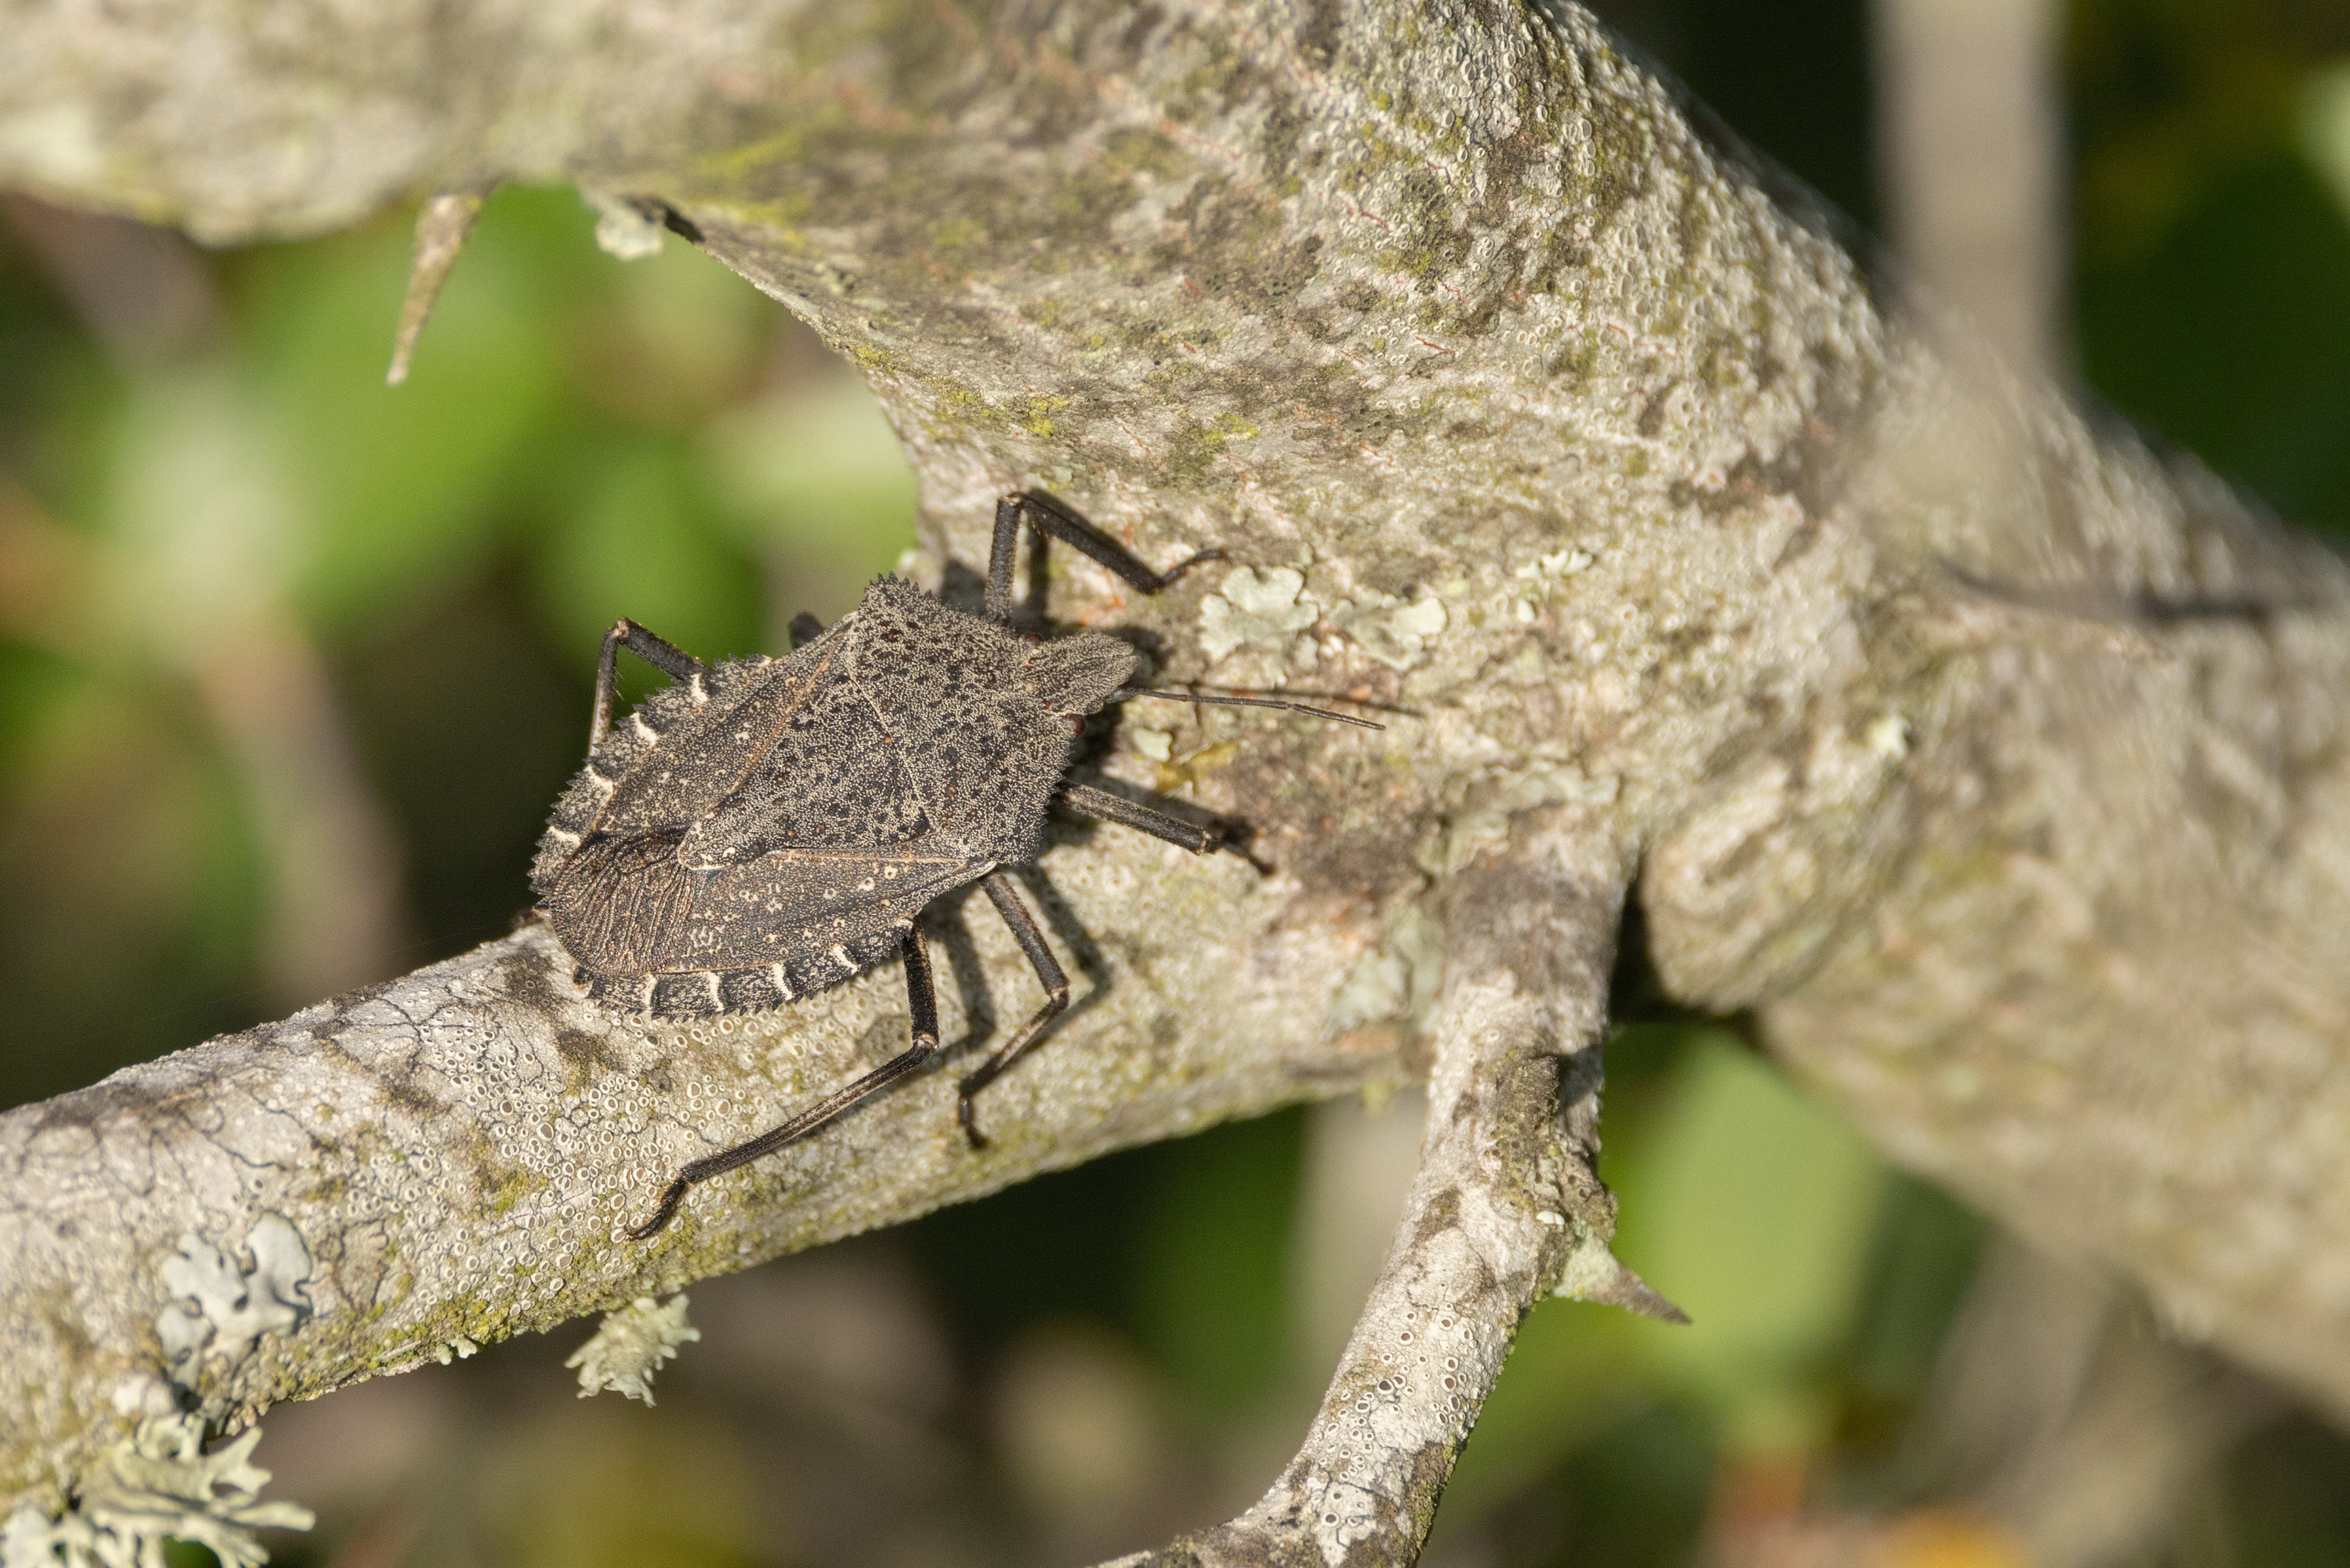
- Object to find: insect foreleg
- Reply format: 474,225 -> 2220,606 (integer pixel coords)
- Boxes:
629,927 -> 941,1239
1055,781 -> 1221,855
984,491 -> 1224,625
590,618 -> 711,749
956,871 -> 1072,1148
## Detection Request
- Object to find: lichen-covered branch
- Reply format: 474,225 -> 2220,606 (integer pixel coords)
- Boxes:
2,886 -> 1398,1521
10,0 -> 2350,1557
1125,816 -> 1660,1568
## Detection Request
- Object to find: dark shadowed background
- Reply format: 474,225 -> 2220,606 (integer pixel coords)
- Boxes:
5,0 -> 2350,1564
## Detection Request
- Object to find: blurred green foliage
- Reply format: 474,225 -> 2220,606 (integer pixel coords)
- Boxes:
2074,0 -> 2350,531
0,187 -> 915,1105
7,1 -> 2350,1564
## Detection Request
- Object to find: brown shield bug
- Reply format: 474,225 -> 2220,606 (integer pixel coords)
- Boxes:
531,491 -> 1376,1238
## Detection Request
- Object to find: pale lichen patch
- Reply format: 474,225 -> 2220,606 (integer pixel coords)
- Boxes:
1327,948 -> 1410,1034
1332,592 -> 1448,670
565,1294 -> 700,1405
155,1215 -> 313,1388
1515,546 -> 1595,581
0,1415 -> 313,1568
582,188 -> 665,260
104,1376 -> 173,1421
1866,711 -> 1911,761
1198,566 -> 1320,663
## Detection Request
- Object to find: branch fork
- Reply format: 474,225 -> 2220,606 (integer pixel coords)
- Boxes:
1131,826 -> 1668,1567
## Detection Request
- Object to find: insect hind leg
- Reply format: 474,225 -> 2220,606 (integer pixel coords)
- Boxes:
591,618 -> 709,749
630,925 -> 941,1239
956,870 -> 1071,1147
984,491 -> 1223,624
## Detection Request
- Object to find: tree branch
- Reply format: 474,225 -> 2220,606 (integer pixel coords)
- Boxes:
1127,816 -> 1659,1568
2,893 -> 1398,1518
9,0 -> 2350,1558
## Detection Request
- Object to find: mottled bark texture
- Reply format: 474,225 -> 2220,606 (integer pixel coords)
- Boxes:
7,0 -> 2350,1554
1126,821 -> 1640,1568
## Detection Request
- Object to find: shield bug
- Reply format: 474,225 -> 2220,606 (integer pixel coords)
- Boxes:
532,491 -> 1375,1238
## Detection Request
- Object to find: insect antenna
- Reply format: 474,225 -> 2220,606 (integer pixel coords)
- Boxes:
1110,688 -> 1385,729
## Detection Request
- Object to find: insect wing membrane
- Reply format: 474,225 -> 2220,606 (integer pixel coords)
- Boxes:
545,829 -> 986,1011
662,845 -> 985,976
540,826 -> 692,976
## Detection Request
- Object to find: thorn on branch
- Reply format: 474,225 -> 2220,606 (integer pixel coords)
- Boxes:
1552,1229 -> 1689,1323
385,190 -> 486,386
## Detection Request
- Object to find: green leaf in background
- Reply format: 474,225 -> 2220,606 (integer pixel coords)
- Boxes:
474,1399 -> 771,1568
238,193 -> 567,635
99,367 -> 300,648
705,374 -> 920,628
705,378 -> 920,547
1610,1032 -> 1886,1455
2078,151 -> 2350,533
2070,4 -> 2350,535
1844,1173 -> 1985,1420
582,225 -> 780,430
0,680 -> 261,1101
1,290 -> 120,528
0,638 -> 82,788
2067,0 -> 2317,273
1445,1027 -> 1888,1522
531,436 -> 764,674
1131,1107 -> 1307,1425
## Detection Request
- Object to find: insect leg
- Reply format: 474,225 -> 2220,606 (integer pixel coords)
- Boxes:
983,495 -> 1024,623
591,618 -> 710,749
956,870 -> 1072,1148
983,491 -> 1225,625
629,927 -> 941,1240
1056,781 -> 1221,855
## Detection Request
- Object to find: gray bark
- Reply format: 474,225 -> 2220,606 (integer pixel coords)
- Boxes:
1122,815 -> 1653,1566
8,0 -> 2350,1557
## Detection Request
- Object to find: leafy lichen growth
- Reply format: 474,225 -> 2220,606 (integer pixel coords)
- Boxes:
153,1216 -> 313,1389
1330,592 -> 1448,671
1197,566 -> 1318,663
564,1294 -> 701,1405
0,1415 -> 313,1568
